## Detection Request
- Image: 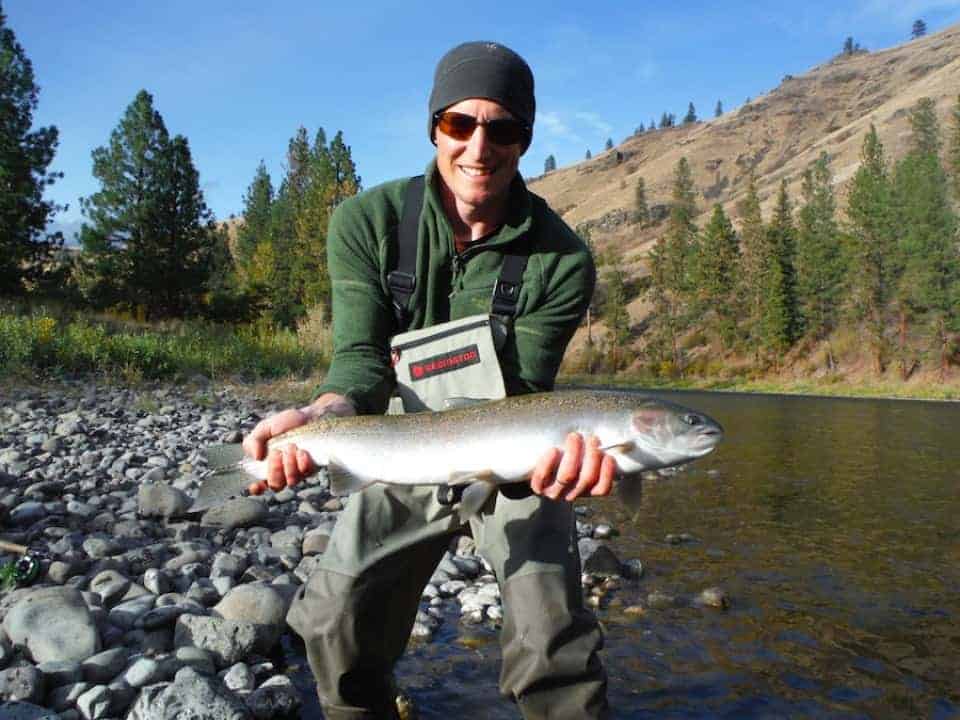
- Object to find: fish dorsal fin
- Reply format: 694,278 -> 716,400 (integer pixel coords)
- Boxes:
457,480 -> 498,522
327,456 -> 375,496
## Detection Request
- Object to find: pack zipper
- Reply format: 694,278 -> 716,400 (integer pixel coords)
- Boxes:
392,318 -> 491,352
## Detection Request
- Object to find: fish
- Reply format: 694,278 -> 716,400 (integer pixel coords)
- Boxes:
190,390 -> 723,519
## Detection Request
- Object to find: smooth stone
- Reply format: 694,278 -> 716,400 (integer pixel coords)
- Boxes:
76,684 -> 112,720
174,614 -> 259,668
122,657 -> 165,688
137,484 -> 191,520
210,553 -> 246,579
200,498 -> 268,531
695,586 -> 730,610
213,584 -> 290,652
81,647 -> 129,683
0,701 -> 59,719
3,587 -> 101,664
143,569 -> 172,596
108,594 -> 156,630
578,539 -> 622,576
49,682 -> 92,711
221,663 -> 255,692
126,667 -> 252,720
622,558 -> 644,579
647,590 -> 679,609
245,675 -> 301,719
0,664 -> 44,704
171,647 -> 217,677
88,570 -> 131,608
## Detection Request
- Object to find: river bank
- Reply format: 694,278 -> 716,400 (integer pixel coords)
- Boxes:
0,378 -> 651,719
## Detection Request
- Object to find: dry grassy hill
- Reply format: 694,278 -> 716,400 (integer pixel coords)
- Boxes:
531,22 -> 959,258
528,23 -> 960,368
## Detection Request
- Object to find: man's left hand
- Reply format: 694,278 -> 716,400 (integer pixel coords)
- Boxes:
530,433 -> 617,501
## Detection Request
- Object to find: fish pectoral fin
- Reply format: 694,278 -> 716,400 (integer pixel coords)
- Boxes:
326,456 -> 375,496
456,480 -> 498,522
448,469 -> 495,486
600,440 -> 636,454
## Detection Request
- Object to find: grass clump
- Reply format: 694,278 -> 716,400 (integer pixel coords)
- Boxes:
0,303 -> 325,382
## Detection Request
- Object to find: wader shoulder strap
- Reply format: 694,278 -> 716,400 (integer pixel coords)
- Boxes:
387,173 -> 530,330
491,251 -> 528,320
388,175 -> 425,328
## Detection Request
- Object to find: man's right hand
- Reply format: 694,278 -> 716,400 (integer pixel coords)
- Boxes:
242,393 -> 355,497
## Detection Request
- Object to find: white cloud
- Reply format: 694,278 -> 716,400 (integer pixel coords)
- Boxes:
538,111 -> 584,144
574,112 -> 614,139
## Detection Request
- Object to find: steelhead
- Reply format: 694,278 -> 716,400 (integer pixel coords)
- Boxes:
191,390 -> 723,517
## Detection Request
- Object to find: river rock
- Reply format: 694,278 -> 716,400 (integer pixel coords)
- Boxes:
3,587 -> 101,663
694,586 -> 730,610
221,663 -> 255,692
246,675 -> 301,719
138,484 -> 191,520
578,539 -> 622,576
174,614 -> 259,668
213,584 -> 290,652
122,657 -> 165,688
108,594 -> 156,630
88,570 -> 131,608
76,684 -> 112,720
0,701 -> 59,720
36,659 -> 82,687
126,667 -> 252,720
0,664 -> 44,704
80,647 -> 129,683
200,499 -> 267,531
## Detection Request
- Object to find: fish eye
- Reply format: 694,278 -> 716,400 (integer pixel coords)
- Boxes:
681,413 -> 702,426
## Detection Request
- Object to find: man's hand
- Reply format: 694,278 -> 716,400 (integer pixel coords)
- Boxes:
530,433 -> 617,502
242,393 -> 355,497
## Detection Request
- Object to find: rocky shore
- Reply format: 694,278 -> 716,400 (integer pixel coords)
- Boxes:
0,380 -> 649,720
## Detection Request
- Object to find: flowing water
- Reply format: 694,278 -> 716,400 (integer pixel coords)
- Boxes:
291,390 -> 960,718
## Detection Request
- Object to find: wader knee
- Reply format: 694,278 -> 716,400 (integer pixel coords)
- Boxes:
287,568 -> 404,719
499,571 -> 609,720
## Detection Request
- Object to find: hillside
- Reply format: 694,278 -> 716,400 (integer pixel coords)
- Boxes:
528,23 -> 960,374
530,23 -> 960,262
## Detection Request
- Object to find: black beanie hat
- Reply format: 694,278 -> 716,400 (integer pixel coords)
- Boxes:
428,41 -> 535,149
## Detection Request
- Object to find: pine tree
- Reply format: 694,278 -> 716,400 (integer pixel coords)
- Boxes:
912,19 -> 927,39
950,95 -> 960,203
796,152 -> 844,339
236,161 -> 273,275
646,157 -> 698,371
736,173 -> 767,353
0,5 -> 65,294
636,123 -> 645,134
634,176 -> 650,225
843,37 -> 856,56
892,101 -> 959,375
544,154 -> 556,173
715,100 -> 723,118
77,90 -> 216,316
660,112 -> 671,129
605,138 -> 613,151
846,125 -> 897,373
585,149 -> 592,160
696,204 -> 740,348
601,254 -> 631,371
683,102 -> 697,124
762,180 -> 800,355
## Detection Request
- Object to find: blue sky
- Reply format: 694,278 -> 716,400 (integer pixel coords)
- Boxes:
7,0 -> 960,240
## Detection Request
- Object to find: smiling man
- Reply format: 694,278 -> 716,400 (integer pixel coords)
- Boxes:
245,41 -> 612,719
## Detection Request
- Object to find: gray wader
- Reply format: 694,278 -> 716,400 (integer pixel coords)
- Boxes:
286,314 -> 609,719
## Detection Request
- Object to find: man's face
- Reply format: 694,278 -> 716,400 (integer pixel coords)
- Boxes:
434,98 -> 524,217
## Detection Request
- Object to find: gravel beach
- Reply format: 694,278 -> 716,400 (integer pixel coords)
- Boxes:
0,379 -> 635,719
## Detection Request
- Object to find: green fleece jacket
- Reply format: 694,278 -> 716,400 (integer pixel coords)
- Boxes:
316,160 -> 595,415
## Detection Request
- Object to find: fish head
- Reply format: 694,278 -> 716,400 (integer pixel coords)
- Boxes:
623,399 -> 724,471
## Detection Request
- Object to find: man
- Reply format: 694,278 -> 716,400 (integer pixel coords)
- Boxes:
243,41 -> 615,719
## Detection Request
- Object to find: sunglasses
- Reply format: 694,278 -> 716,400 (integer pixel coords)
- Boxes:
434,111 -> 529,146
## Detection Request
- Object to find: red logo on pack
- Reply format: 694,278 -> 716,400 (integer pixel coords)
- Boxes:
408,344 -> 481,381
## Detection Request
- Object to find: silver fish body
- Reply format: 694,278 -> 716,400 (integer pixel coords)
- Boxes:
193,390 -> 723,515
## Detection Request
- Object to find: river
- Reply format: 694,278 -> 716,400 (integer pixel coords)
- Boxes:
292,389 -> 960,718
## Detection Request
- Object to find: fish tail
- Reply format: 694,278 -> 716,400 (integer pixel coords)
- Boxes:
191,444 -> 260,512
204,443 -> 248,472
